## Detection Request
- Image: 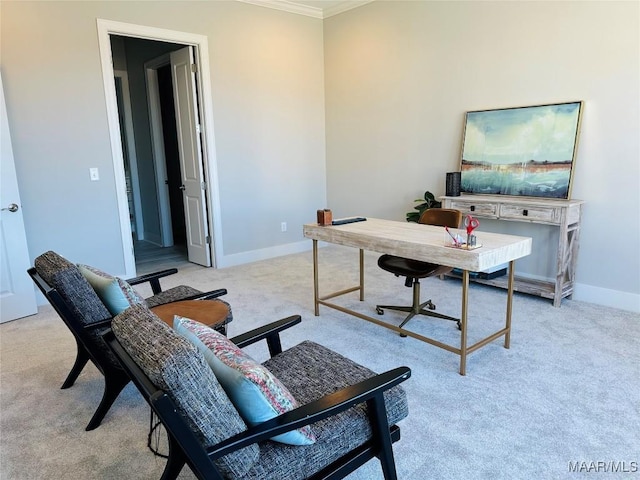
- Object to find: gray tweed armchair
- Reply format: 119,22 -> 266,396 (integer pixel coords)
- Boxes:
28,250 -> 232,430
105,304 -> 411,480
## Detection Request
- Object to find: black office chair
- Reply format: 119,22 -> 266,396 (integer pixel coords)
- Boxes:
376,208 -> 463,333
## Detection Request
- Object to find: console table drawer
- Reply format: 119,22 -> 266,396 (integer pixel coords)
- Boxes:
499,204 -> 560,224
448,200 -> 498,218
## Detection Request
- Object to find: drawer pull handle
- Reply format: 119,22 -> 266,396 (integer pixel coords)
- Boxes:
523,209 -> 528,216
470,205 -> 475,212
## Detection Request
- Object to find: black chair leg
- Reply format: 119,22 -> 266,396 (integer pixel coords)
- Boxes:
378,279 -> 460,333
61,339 -> 90,389
367,394 -> 398,480
85,373 -> 130,431
214,322 -> 227,336
160,436 -> 187,480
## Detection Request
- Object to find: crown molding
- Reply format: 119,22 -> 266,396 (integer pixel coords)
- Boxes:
321,1 -> 373,18
237,0 -> 373,19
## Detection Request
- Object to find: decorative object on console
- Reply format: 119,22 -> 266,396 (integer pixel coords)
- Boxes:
460,101 -> 583,199
406,190 -> 441,222
445,171 -> 461,197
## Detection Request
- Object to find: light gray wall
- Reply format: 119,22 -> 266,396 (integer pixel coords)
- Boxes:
324,1 -> 639,311
1,1 -> 638,311
1,1 -> 326,274
210,4 -> 326,258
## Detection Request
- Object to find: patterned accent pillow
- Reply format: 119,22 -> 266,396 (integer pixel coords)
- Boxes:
77,264 -> 145,315
112,305 -> 258,477
174,316 -> 316,446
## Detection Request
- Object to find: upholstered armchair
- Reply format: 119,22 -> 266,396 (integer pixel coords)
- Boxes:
28,250 -> 231,430
105,304 -> 411,480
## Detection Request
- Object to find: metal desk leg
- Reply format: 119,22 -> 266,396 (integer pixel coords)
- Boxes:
505,260 -> 515,348
460,269 -> 469,376
313,239 -> 319,316
359,249 -> 365,301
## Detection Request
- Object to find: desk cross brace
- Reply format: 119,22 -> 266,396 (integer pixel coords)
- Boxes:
312,240 -> 515,375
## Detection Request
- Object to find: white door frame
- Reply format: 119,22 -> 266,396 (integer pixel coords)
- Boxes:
96,19 -> 223,276
144,54 -> 174,247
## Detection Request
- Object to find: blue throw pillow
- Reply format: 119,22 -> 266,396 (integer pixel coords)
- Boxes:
173,316 -> 316,446
78,264 -> 144,315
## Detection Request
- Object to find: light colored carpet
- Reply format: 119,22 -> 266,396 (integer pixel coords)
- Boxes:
1,246 -> 638,479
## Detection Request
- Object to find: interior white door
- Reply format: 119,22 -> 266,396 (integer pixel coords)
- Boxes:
170,47 -> 211,267
0,72 -> 38,322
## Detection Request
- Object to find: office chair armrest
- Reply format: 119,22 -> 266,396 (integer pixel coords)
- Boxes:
126,268 -> 179,295
230,315 -> 302,357
208,366 -> 411,458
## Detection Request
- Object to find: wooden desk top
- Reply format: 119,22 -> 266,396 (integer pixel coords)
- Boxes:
304,218 -> 532,272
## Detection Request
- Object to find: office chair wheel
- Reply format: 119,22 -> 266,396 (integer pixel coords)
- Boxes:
376,307 -> 384,315
427,301 -> 436,310
457,320 -> 462,330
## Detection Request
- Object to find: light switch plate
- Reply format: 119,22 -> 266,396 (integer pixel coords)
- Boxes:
90,168 -> 99,181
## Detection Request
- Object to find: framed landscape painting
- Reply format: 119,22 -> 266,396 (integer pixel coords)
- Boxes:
459,101 -> 583,199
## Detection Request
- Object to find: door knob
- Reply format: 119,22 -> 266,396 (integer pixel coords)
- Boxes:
179,185 -> 186,191
1,203 -> 19,213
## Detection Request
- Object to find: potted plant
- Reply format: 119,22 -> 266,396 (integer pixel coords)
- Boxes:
406,190 -> 441,222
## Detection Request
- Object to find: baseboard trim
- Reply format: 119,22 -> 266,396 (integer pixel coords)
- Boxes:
572,283 -> 639,313
217,240 -> 311,268
507,271 -> 639,313
142,232 -> 162,247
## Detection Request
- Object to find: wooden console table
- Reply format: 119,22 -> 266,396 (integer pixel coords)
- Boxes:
441,195 -> 584,307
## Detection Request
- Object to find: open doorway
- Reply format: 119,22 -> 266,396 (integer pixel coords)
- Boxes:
110,35 -> 212,273
132,55 -> 188,274
98,19 -> 222,277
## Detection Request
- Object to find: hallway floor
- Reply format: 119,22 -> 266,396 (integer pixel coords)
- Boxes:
134,240 -> 190,275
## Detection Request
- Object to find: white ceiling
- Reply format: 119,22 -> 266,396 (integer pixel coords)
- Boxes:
238,0 -> 374,19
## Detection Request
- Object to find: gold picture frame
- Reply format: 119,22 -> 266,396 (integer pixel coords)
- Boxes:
459,101 -> 583,199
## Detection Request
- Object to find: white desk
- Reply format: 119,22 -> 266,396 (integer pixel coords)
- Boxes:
303,218 -> 532,375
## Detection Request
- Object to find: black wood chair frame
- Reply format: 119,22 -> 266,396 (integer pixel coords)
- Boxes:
105,315 -> 411,480
28,267 -> 227,431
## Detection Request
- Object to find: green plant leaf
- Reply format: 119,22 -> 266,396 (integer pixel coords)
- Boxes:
406,212 -> 420,222
406,190 -> 440,222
